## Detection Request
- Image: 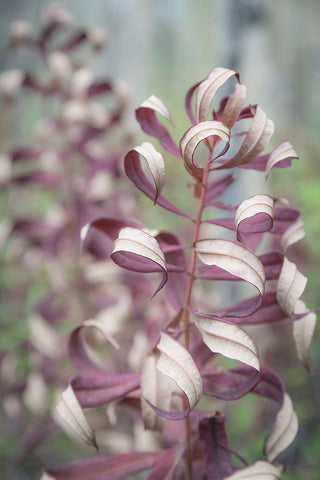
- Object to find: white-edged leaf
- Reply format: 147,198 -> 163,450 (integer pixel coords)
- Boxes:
220,83 -> 247,129
280,218 -> 305,252
141,353 -> 176,432
225,460 -> 283,479
196,317 -> 260,370
235,194 -> 274,237
196,67 -> 237,122
180,121 -> 230,180
292,300 -> 317,369
264,393 -> 298,462
140,94 -> 173,123
276,258 -> 307,315
130,142 -> 166,201
266,141 -> 298,178
196,239 -> 265,294
55,385 -> 98,449
82,318 -> 120,350
156,332 -> 202,410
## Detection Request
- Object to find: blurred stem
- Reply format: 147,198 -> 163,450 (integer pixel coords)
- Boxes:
181,148 -> 212,480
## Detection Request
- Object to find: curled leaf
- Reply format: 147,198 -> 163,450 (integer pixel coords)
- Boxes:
266,141 -> 298,178
219,83 -> 247,129
196,239 -> 265,295
55,385 -> 98,450
225,460 -> 283,479
235,195 -> 274,241
156,332 -> 202,412
140,94 -> 173,122
196,67 -> 237,122
215,107 -> 274,170
264,393 -> 298,462
180,121 -> 230,181
124,142 -> 165,204
196,317 -> 260,370
280,218 -> 305,252
276,258 -> 307,315
111,227 -> 167,295
292,300 -> 317,369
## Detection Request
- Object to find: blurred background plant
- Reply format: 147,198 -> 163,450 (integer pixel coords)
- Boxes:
0,1 -> 319,479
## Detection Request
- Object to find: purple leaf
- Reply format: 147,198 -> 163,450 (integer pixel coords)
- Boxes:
203,365 -> 261,400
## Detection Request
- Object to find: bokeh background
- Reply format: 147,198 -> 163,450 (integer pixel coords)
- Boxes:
1,0 -> 319,479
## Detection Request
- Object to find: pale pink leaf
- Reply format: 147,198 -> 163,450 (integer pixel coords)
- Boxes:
128,142 -> 166,203
264,393 -> 299,462
225,460 -> 283,479
292,300 -> 317,369
276,258 -> 307,315
180,121 -> 230,180
196,67 -> 237,122
55,385 -> 98,449
156,332 -> 202,410
280,218 -> 305,252
196,239 -> 265,294
266,141 -> 298,178
235,194 -> 274,241
214,107 -> 274,170
141,353 -> 175,432
196,317 -> 260,370
219,83 -> 247,129
140,95 -> 173,123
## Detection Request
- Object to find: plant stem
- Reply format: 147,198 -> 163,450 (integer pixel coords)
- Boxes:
181,149 -> 212,480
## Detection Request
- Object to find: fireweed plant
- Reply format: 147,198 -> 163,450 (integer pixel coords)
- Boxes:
0,3 -> 135,469
42,67 -> 317,479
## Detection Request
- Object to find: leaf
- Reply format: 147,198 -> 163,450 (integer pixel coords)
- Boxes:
196,317 -> 260,370
266,141 -> 298,178
214,107 -> 274,170
203,365 -> 261,400
204,173 -> 235,205
146,447 -> 181,480
180,121 -> 230,181
292,300 -> 317,370
111,227 -> 167,296
219,83 -> 247,129
235,195 -> 274,241
124,142 -> 165,204
225,460 -> 283,479
280,218 -> 305,251
136,95 -> 180,156
196,67 -> 237,122
264,393 -> 298,462
43,451 -> 164,480
156,332 -> 202,412
199,415 -> 233,480
55,385 -> 98,450
141,353 -> 174,432
276,258 -> 307,315
196,239 -> 265,295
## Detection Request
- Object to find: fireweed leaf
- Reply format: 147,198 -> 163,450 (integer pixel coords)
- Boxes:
156,332 -> 202,413
111,227 -> 167,295
196,239 -> 265,295
266,141 -> 298,178
202,365 -> 261,400
292,300 -> 317,369
276,258 -> 307,315
219,83 -> 247,129
214,106 -> 274,170
141,353 -> 174,432
225,460 -> 283,479
280,218 -> 305,252
43,450 -> 164,480
124,142 -> 166,204
235,194 -> 274,241
136,95 -> 180,156
264,393 -> 298,462
55,385 -> 98,450
180,121 -> 230,181
196,67 -> 237,122
196,317 -> 260,370
199,415 -> 233,479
